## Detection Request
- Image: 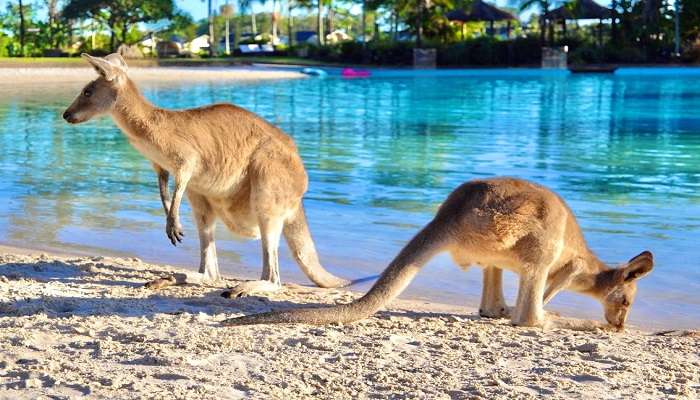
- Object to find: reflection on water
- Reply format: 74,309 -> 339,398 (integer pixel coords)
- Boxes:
1,70 -> 699,329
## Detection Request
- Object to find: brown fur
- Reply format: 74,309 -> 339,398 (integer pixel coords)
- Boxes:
222,178 -> 653,330
63,53 -> 348,295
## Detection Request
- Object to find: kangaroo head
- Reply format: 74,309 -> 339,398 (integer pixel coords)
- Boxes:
63,53 -> 129,124
601,251 -> 654,331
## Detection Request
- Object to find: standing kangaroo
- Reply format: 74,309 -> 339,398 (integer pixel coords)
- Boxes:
223,178 -> 654,330
62,53 -> 348,296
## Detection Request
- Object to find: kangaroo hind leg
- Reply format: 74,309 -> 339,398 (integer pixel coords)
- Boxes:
479,266 -> 510,319
222,215 -> 284,298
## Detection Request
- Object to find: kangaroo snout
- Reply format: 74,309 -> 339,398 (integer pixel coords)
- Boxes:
63,109 -> 84,124
62,110 -> 76,123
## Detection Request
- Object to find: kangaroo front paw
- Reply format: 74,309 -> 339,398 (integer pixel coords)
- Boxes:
479,304 -> 511,319
221,280 -> 281,298
166,217 -> 184,246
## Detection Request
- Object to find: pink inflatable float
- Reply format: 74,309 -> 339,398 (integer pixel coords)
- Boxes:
342,68 -> 371,78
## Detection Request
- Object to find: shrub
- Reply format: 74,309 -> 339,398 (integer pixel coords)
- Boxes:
567,42 -> 647,65
568,44 -> 604,65
437,36 -> 541,66
300,36 -> 540,67
0,35 -> 11,57
682,39 -> 700,63
368,40 -> 414,65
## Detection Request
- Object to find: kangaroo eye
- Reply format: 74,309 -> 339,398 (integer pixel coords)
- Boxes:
83,90 -> 92,97
621,297 -> 630,307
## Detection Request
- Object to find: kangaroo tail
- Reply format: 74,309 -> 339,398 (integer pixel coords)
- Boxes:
223,222 -> 446,326
283,204 -> 350,288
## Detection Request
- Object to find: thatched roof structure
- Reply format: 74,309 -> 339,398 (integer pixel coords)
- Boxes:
545,0 -> 612,20
446,0 -> 516,23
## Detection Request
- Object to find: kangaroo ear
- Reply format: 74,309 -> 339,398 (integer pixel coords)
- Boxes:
104,53 -> 129,72
622,251 -> 654,282
81,53 -> 119,81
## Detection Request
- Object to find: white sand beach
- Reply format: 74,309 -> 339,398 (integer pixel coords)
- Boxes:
0,247 -> 697,399
0,66 -> 306,85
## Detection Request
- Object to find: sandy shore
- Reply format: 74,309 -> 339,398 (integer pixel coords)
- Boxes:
0,66 -> 305,85
0,248 -> 697,399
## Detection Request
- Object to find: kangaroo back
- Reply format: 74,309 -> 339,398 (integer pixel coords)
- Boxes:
224,222 -> 447,326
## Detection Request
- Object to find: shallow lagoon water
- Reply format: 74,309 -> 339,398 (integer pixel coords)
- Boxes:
1,69 -> 699,329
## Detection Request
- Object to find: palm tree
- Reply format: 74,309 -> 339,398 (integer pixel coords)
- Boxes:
240,0 -> 258,36
45,0 -> 62,48
207,0 -> 215,56
641,0 -> 663,42
610,0 -> 618,43
512,0 -> 555,45
18,0 -> 26,56
288,0 -> 295,46
317,0 -> 324,45
642,0 -> 662,23
271,0 -> 278,42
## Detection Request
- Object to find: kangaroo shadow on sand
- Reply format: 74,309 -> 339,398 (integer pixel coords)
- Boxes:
0,256 -> 487,324
0,257 -> 308,320
1,257 -> 174,288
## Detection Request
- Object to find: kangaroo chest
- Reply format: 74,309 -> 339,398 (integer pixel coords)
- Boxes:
112,117 -> 171,170
128,137 -> 174,170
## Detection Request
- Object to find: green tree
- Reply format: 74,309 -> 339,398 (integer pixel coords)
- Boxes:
317,0 -> 323,44
63,0 -> 174,51
42,0 -> 71,49
512,0 -> 558,44
680,0 -> 700,43
160,11 -> 198,42
1,1 -> 35,56
239,0 -> 261,36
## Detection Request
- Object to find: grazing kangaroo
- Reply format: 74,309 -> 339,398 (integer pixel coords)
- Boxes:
62,53 -> 349,296
223,178 -> 654,330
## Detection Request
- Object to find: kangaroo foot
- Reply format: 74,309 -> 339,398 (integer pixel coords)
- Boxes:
511,318 -> 546,329
144,275 -> 178,290
316,275 -> 351,289
221,280 -> 281,298
479,304 -> 511,319
510,309 -> 546,328
144,272 -> 206,289
544,317 -> 608,332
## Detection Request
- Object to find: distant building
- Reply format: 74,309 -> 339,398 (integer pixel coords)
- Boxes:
156,41 -> 182,57
140,37 -> 156,55
186,35 -> 210,54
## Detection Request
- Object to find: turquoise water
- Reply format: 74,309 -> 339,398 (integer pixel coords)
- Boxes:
1,68 -> 699,329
